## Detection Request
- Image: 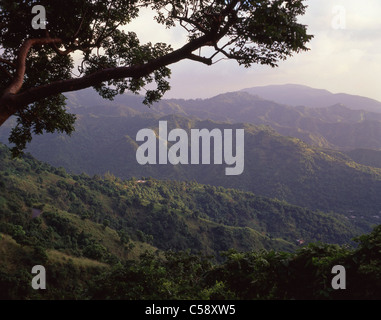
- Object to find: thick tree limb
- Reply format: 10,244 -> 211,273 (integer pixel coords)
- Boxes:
0,0 -> 312,156
0,37 -> 61,125
0,1 -> 240,127
0,33 -> 216,126
3,37 -> 62,96
187,53 -> 212,65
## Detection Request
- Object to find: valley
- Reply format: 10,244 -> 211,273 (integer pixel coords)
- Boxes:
1,84 -> 381,300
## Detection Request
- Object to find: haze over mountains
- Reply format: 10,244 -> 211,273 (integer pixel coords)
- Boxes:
61,83 -> 381,152
241,84 -> 381,113
1,84 -> 381,229
3,140 -> 380,300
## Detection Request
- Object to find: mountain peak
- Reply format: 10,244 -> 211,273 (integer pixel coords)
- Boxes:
241,84 -> 381,112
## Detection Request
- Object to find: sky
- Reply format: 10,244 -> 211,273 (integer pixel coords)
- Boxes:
127,0 -> 381,102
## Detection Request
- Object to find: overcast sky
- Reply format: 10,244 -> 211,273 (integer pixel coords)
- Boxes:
128,0 -> 381,101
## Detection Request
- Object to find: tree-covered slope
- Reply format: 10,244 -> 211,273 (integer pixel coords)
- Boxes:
345,148 -> 381,169
0,142 -> 362,259
6,88 -> 381,151
66,88 -> 381,151
1,143 -> 380,300
3,109 -> 381,221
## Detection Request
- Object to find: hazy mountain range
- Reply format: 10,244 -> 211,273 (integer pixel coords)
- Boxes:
2,84 -> 381,300
241,84 -> 381,113
1,84 -> 381,227
2,140 -> 375,300
60,84 -> 381,152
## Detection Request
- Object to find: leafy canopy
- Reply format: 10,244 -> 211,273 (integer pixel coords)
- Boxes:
0,0 -> 312,155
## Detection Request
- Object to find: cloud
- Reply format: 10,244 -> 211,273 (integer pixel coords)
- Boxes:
124,9 -> 186,48
118,1 -> 381,102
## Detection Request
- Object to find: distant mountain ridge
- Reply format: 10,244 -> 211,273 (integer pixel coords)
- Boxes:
2,84 -> 381,300
59,86 -> 381,150
241,84 -> 381,113
157,91 -> 381,150
2,85 -> 381,223
2,108 -> 381,225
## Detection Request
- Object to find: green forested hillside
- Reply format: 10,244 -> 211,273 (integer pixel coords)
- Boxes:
0,142 -> 362,257
1,142 -> 375,299
160,91 -> 381,150
63,88 -> 381,151
345,148 -> 381,169
2,88 -> 381,300
5,88 -> 381,152
3,109 -> 381,222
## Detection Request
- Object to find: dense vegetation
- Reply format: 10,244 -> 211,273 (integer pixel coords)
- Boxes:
83,226 -> 381,300
2,142 -> 379,299
158,91 -> 381,150
23,87 -> 381,150
345,148 -> 381,169
0,142 -> 362,257
2,223 -> 381,300
3,99 -> 381,221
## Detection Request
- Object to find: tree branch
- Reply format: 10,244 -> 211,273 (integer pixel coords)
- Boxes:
187,53 -> 212,65
0,1 -> 241,127
3,37 -> 62,96
0,33 -> 216,126
175,14 -> 209,34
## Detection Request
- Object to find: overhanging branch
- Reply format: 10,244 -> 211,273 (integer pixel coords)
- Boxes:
187,53 -> 212,65
3,37 -> 62,96
0,32 -> 217,126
